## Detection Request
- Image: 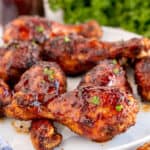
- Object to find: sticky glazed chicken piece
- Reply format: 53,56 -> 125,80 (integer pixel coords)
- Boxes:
0,79 -> 12,117
31,119 -> 62,150
0,40 -> 41,85
43,34 -> 150,75
46,86 -> 139,142
4,61 -> 65,149
115,38 -> 150,59
5,61 -> 67,120
43,34 -> 108,75
79,59 -> 132,93
7,84 -> 139,142
135,57 -> 150,101
3,16 -> 102,44
137,142 -> 150,150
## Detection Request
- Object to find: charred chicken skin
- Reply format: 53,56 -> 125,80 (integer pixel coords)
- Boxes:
5,61 -> 67,120
6,84 -> 138,142
43,34 -> 150,75
3,16 -> 102,44
79,59 -> 132,93
135,57 -> 150,101
0,79 -> 11,117
0,40 -> 41,85
31,119 -> 62,150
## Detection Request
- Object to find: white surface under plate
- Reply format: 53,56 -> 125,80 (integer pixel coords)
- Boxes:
0,27 -> 149,150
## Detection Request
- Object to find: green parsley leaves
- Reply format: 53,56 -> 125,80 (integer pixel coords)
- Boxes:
64,36 -> 70,42
113,68 -> 119,75
90,96 -> 100,105
36,26 -> 44,33
112,59 -> 117,65
115,104 -> 123,112
44,68 -> 55,80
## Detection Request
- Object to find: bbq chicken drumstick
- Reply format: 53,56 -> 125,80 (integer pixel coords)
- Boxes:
3,16 -> 102,44
78,59 -> 132,93
4,61 -> 67,150
5,61 -> 67,119
6,80 -> 138,141
0,40 -> 41,85
43,34 -> 150,75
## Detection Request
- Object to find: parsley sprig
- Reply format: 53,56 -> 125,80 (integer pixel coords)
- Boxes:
36,26 -> 44,33
115,104 -> 123,112
90,96 -> 100,105
64,36 -> 70,42
44,68 -> 55,80
112,59 -> 117,65
113,68 -> 119,75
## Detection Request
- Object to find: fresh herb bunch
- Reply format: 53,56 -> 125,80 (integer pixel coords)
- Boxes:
48,0 -> 150,37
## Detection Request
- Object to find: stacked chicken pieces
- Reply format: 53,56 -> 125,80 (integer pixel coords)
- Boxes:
0,16 -> 149,150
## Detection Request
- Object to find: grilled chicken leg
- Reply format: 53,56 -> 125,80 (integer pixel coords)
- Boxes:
43,34 -> 150,75
5,61 -> 67,119
3,16 -> 102,44
6,84 -> 138,142
0,41 -> 41,85
78,59 -> 132,93
4,61 -> 67,150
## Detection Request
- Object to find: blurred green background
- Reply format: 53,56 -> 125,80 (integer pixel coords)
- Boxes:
48,0 -> 150,37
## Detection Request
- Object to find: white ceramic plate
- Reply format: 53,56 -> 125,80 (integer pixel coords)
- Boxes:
0,27 -> 150,150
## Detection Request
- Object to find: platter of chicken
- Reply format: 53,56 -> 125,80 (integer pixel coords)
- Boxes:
0,16 -> 149,150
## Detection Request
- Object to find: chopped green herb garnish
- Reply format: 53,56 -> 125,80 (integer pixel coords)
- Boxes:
90,96 -> 100,105
113,68 -> 119,75
41,80 -> 45,84
112,59 -> 117,65
13,43 -> 19,48
115,104 -> 123,112
44,68 -> 55,80
32,40 -> 37,46
64,36 -> 70,42
36,26 -> 44,33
